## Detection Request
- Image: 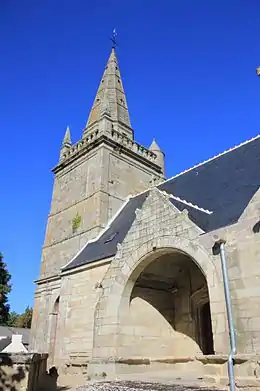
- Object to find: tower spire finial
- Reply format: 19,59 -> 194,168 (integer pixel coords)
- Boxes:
62,125 -> 72,146
111,28 -> 117,49
60,125 -> 72,161
83,38 -> 133,138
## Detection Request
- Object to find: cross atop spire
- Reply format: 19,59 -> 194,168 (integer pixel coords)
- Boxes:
83,45 -> 133,139
111,28 -> 117,49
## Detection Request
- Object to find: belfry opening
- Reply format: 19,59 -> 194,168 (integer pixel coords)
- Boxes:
124,250 -> 214,357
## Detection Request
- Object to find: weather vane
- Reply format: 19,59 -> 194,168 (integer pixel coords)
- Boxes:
111,28 -> 117,49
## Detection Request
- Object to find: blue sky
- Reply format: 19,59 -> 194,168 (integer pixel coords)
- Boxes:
1,1 -> 260,313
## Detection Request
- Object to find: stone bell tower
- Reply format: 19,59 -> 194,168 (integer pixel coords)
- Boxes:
38,47 -> 165,281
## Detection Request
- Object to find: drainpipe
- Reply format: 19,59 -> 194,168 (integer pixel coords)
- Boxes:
215,239 -> 236,391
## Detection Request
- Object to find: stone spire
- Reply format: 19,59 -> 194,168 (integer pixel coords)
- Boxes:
149,138 -> 165,176
62,126 -> 72,146
149,139 -> 161,152
60,126 -> 72,160
83,48 -> 133,139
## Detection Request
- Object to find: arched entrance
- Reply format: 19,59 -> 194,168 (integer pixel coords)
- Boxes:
121,250 -> 214,357
49,297 -> 60,365
92,236 -> 225,367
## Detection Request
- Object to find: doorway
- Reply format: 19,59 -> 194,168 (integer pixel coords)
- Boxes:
200,301 -> 214,355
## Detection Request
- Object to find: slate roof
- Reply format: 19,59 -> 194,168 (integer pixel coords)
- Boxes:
64,192 -> 149,271
63,136 -> 260,271
0,337 -> 11,352
0,326 -> 30,346
159,135 -> 260,232
167,197 -> 212,232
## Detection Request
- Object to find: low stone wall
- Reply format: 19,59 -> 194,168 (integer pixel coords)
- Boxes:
87,354 -> 260,390
0,352 -> 48,391
57,353 -> 90,390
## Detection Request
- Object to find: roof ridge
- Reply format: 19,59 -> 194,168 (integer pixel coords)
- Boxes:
130,186 -> 213,215
61,195 -> 132,271
168,193 -> 213,215
128,188 -> 150,198
161,134 -> 260,185
127,179 -> 166,199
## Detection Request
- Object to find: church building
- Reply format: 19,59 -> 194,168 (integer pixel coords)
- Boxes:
30,46 -> 260,387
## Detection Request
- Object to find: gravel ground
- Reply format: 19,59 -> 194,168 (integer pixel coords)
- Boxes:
71,380 -> 223,391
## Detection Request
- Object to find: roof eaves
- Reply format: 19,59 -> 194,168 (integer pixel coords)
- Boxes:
159,190 -> 214,215
61,257 -> 113,276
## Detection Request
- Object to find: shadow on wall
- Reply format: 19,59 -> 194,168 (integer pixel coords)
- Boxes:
126,252 -> 215,357
37,366 -> 70,391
